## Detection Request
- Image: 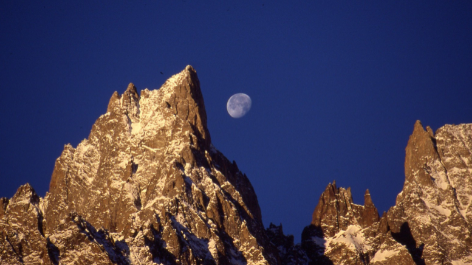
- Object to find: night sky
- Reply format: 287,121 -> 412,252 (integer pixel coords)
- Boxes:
1,1 -> 472,243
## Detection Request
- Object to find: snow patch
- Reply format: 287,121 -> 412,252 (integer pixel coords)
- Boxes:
208,238 -> 218,260
428,160 -> 450,190
326,225 -> 367,252
423,199 -> 452,217
131,122 -> 142,134
370,248 -> 400,262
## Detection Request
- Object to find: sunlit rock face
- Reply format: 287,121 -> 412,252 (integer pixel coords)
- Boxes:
0,184 -> 50,264
1,66 -> 472,265
0,66 -> 276,264
301,182 -> 381,265
382,121 -> 472,265
300,121 -> 472,265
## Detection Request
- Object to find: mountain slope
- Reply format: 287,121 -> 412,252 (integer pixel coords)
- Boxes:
300,121 -> 472,264
1,66 -> 276,264
1,66 -> 471,264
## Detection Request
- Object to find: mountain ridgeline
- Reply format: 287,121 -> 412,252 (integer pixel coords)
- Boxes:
1,66 -> 471,264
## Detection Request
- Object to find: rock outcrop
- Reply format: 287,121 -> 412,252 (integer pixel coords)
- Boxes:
301,182 -> 380,265
1,66 -> 276,264
377,121 -> 472,264
1,65 -> 471,264
300,121 -> 472,264
0,184 -> 50,264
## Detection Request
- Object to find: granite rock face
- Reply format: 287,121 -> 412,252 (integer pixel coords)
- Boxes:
301,182 -> 380,265
1,66 -> 276,264
300,121 -> 472,264
0,184 -> 50,264
378,121 -> 472,264
1,65 -> 472,264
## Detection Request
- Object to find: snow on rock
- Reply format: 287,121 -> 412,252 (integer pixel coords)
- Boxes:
0,66 -> 276,264
324,225 -> 367,253
299,121 -> 472,264
2,70 -> 472,265
370,249 -> 399,262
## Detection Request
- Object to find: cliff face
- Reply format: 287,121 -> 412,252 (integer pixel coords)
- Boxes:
0,66 -> 275,264
379,122 -> 472,264
301,121 -> 472,265
301,182 -> 381,265
1,66 -> 471,265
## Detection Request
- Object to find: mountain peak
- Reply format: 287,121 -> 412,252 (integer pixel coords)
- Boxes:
155,65 -> 211,149
126,82 -> 137,92
363,189 -> 373,206
3,67 -> 472,264
310,182 -> 379,238
404,120 -> 438,188
11,183 -> 39,203
1,66 -> 276,264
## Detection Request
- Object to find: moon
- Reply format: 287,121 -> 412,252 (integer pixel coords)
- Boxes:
227,93 -> 252,118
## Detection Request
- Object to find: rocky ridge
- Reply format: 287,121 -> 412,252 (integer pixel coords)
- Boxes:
299,121 -> 472,264
1,66 -> 472,264
1,66 -> 276,264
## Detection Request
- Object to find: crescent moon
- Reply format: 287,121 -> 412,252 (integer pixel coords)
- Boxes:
227,93 -> 252,118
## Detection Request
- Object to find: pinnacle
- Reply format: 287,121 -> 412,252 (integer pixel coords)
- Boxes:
125,82 -> 138,94
161,66 -> 211,148
404,120 -> 438,188
412,120 -> 425,134
364,189 -> 374,207
1,67 -> 470,263
11,183 -> 39,204
185,65 -> 195,72
426,125 -> 435,137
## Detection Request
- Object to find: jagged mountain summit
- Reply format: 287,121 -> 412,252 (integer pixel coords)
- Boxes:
299,121 -> 472,265
1,66 -> 471,264
1,66 -> 276,264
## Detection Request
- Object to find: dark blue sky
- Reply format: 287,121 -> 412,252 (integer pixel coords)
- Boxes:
1,1 -> 472,243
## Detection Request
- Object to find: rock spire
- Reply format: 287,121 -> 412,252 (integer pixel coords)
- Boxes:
300,121 -> 472,264
1,66 -> 472,264
1,66 -> 276,264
